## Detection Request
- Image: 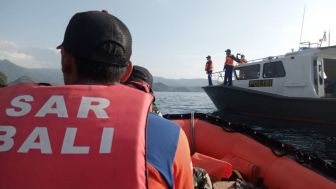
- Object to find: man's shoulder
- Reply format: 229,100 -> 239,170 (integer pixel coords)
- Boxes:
148,113 -> 180,130
147,112 -> 181,146
147,113 -> 182,188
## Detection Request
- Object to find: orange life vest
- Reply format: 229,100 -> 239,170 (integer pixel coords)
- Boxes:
205,60 -> 213,72
0,83 -> 153,189
240,58 -> 247,64
225,56 -> 234,66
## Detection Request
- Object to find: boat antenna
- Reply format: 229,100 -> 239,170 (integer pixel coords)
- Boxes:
299,4 -> 306,48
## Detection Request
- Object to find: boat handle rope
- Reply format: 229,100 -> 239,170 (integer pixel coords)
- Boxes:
221,121 -> 236,133
163,112 -> 336,181
294,150 -> 306,164
270,143 -> 287,157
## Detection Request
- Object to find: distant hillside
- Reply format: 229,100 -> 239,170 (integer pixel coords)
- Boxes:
154,76 -> 208,87
0,59 -> 63,85
9,76 -> 35,84
152,77 -> 207,92
0,59 -> 207,92
153,82 -> 203,92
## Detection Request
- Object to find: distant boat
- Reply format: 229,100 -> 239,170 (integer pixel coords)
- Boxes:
165,113 -> 336,188
203,43 -> 336,125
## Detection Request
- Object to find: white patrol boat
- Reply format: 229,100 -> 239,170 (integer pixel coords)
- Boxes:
203,42 -> 336,125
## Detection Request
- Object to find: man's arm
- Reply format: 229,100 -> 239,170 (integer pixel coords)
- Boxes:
231,55 -> 240,62
173,130 -> 194,189
146,113 -> 194,189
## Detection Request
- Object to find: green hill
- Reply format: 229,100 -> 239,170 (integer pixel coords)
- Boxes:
0,59 -> 207,92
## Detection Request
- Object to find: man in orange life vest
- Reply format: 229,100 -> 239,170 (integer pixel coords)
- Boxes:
123,65 -> 162,116
0,10 -> 193,189
223,49 -> 234,86
240,54 -> 247,64
205,55 -> 213,86
236,53 -> 247,64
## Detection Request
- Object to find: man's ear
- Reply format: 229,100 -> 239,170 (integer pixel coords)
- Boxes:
120,61 -> 133,82
60,47 -> 77,84
61,47 -> 76,75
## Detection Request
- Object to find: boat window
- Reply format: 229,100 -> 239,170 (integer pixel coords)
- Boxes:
324,58 -> 336,97
234,64 -> 260,80
262,61 -> 286,78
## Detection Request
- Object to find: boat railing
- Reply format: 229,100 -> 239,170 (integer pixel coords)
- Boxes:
211,71 -> 225,85
246,58 -> 264,63
247,55 -> 287,63
231,41 -> 322,65
299,41 -> 320,50
212,70 -> 241,85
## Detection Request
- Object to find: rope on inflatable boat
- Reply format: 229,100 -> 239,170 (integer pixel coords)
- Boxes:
164,113 -> 336,182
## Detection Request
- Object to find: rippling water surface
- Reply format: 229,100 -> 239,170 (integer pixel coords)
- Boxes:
155,91 -> 336,163
155,92 -> 216,114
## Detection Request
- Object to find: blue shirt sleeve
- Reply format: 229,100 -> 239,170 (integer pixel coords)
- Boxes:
146,112 -> 180,188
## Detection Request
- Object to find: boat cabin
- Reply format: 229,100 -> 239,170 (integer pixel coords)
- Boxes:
233,46 -> 336,98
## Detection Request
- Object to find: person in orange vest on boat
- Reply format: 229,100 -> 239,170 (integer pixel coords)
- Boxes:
240,55 -> 247,64
0,10 -> 193,189
223,49 -> 235,86
124,65 -> 162,116
205,55 -> 213,86
236,53 -> 247,64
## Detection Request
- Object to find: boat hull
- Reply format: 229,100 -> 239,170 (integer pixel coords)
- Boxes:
203,85 -> 336,125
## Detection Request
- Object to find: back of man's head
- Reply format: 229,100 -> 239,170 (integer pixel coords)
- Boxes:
125,66 -> 153,87
58,10 -> 132,83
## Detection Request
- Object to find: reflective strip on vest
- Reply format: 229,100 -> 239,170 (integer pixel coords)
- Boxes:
0,83 -> 153,189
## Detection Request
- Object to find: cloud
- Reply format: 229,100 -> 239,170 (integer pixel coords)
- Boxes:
0,40 -> 60,69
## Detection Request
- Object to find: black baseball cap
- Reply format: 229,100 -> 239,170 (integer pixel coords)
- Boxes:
126,65 -> 153,87
206,55 -> 211,59
225,49 -> 231,53
57,10 -> 132,66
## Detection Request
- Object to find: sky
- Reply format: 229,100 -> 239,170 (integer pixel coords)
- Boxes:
1,0 -> 336,79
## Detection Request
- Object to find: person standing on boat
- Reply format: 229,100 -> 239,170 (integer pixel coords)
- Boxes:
223,49 -> 234,86
240,55 -> 247,64
236,53 -> 247,64
205,55 -> 213,86
0,10 -> 193,189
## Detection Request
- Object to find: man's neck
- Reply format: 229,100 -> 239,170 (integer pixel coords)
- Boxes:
69,78 -> 119,85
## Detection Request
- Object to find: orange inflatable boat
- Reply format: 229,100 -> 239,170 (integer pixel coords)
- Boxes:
164,113 -> 336,189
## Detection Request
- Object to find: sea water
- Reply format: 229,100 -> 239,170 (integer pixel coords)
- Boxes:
155,91 -> 216,114
155,91 -> 336,163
